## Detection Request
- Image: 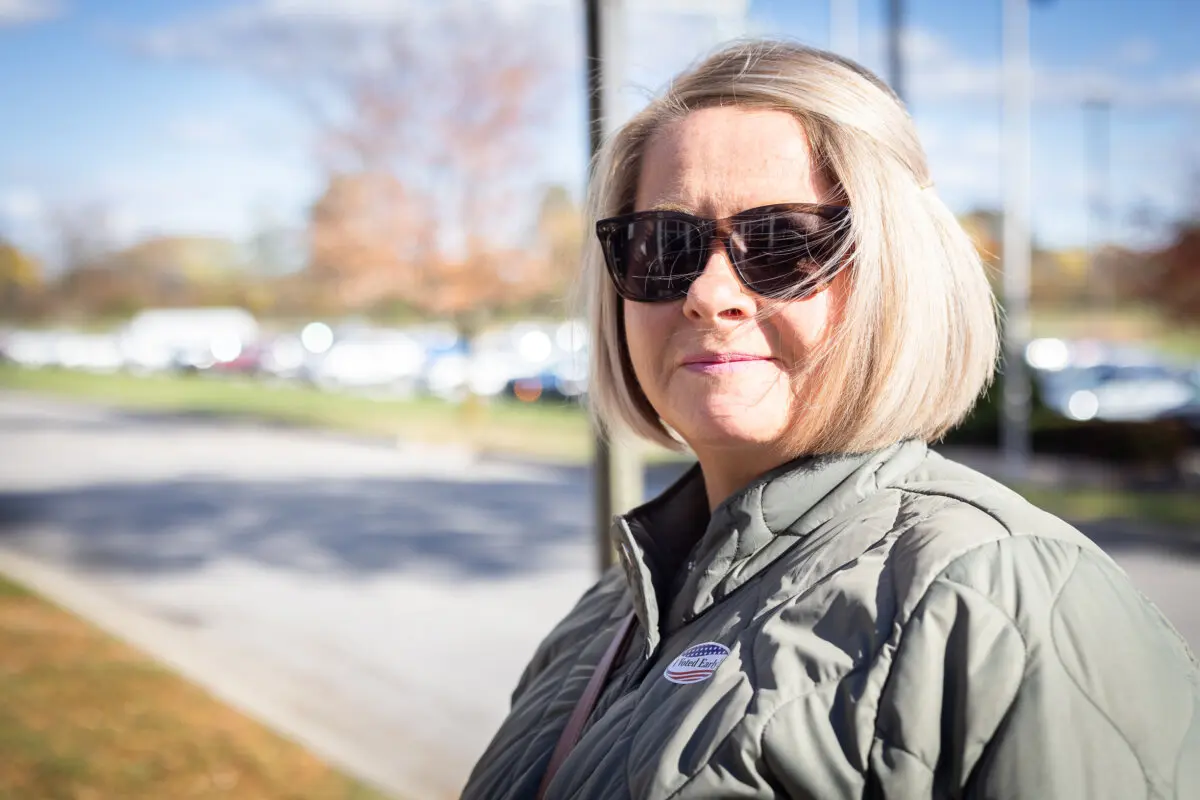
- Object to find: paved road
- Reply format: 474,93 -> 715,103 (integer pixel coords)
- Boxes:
1,392 -> 1197,798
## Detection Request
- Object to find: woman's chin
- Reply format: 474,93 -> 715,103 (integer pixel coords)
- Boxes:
673,406 -> 792,451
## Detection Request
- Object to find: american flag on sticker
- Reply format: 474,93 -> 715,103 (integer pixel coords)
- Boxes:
664,642 -> 731,685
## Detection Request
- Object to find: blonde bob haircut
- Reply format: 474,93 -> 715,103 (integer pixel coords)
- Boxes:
581,39 -> 1000,457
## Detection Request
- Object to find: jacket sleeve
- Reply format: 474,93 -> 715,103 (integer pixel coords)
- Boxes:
870,535 -> 1200,800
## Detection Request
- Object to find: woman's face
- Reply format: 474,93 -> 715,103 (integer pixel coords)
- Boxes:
624,106 -> 845,454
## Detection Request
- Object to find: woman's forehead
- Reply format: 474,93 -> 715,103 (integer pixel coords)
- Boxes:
634,107 -> 829,215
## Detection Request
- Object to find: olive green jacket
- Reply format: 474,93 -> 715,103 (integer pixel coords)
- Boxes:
463,441 -> 1200,799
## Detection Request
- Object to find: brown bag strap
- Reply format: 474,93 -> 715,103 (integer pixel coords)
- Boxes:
535,610 -> 637,800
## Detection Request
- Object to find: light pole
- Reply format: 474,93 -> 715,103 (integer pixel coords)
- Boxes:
1001,0 -> 1033,477
585,0 -> 642,574
886,0 -> 905,103
1084,97 -> 1112,306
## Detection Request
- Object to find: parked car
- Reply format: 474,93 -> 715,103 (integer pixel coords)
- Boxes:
121,307 -> 260,373
503,353 -> 589,403
421,323 -> 561,401
1039,363 -> 1197,422
309,328 -> 426,395
55,332 -> 125,372
2,329 -> 65,368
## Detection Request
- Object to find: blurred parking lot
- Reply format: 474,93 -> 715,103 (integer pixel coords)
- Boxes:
3,312 -> 1199,419
1,311 -> 591,406
3,313 -> 1199,483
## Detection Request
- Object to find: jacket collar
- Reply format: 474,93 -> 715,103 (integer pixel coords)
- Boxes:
612,439 -> 928,658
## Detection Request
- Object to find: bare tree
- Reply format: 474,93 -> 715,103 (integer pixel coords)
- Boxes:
167,6 -> 570,334
46,200 -> 117,275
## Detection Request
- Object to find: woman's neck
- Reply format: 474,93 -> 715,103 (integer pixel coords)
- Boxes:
693,442 -> 797,512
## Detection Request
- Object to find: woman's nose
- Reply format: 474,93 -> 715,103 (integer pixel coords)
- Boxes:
682,244 -> 757,322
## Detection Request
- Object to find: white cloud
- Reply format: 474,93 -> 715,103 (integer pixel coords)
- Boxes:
919,121 -> 1006,207
924,143 -> 1000,203
618,5 -> 751,121
254,0 -> 423,24
1116,37 -> 1157,66
1034,65 -> 1200,106
134,0 -> 748,83
1147,68 -> 1200,105
862,27 -> 1200,108
910,101 -> 1196,249
0,186 -> 43,223
859,27 -> 1001,100
0,187 -> 57,264
134,0 -> 573,61
0,0 -> 64,27
167,116 -> 243,148
85,148 -> 318,243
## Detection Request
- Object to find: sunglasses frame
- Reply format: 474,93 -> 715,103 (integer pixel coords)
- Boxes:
596,202 -> 852,303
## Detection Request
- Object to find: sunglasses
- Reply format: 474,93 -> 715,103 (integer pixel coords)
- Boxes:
595,203 -> 849,303
596,203 -> 852,303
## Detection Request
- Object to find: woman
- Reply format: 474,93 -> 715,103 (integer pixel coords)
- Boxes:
463,40 -> 1200,800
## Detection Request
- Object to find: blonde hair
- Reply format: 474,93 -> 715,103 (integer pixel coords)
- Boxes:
581,39 -> 999,456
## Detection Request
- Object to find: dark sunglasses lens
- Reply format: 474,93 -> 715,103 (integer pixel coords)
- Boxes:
731,211 -> 848,298
604,216 -> 706,301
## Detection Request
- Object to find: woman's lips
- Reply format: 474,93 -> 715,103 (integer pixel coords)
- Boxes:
681,354 -> 776,374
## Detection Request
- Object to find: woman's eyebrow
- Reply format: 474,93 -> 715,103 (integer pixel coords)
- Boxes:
647,201 -> 696,214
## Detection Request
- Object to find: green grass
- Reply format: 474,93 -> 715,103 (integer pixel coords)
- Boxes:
0,573 -> 394,800
1015,485 -> 1200,530
2,363 -> 1197,529
0,574 -> 32,599
0,363 -> 598,461
1030,304 -> 1200,360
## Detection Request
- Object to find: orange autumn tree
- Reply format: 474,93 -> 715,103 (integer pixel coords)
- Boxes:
0,239 -> 43,320
295,9 -> 568,336
1152,222 -> 1200,322
309,171 -> 414,309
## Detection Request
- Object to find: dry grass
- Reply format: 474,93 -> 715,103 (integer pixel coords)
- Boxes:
0,575 -> 392,800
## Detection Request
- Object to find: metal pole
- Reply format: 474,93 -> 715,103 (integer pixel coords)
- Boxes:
1001,0 -> 1032,476
886,0 -> 905,103
585,0 -> 604,157
829,0 -> 859,60
1084,98 -> 1111,307
586,0 -> 642,574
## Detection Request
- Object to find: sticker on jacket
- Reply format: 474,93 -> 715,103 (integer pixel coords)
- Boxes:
664,642 -> 731,684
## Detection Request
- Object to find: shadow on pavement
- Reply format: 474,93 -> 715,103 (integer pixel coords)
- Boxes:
0,476 -> 593,578
1,467 -> 1194,581
0,462 -> 694,580
0,396 -> 1189,578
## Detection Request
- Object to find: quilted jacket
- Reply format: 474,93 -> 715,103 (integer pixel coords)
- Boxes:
462,440 -> 1200,799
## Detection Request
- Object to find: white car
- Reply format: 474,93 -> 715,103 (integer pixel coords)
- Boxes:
1049,364 -> 1196,422
310,330 -> 426,395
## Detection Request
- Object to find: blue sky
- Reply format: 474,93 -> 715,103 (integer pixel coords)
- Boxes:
1,0 -> 1197,269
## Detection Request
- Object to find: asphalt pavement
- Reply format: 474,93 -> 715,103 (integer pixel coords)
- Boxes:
0,392 -> 1196,799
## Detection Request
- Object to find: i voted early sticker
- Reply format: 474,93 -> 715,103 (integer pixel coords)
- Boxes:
664,642 -> 730,684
